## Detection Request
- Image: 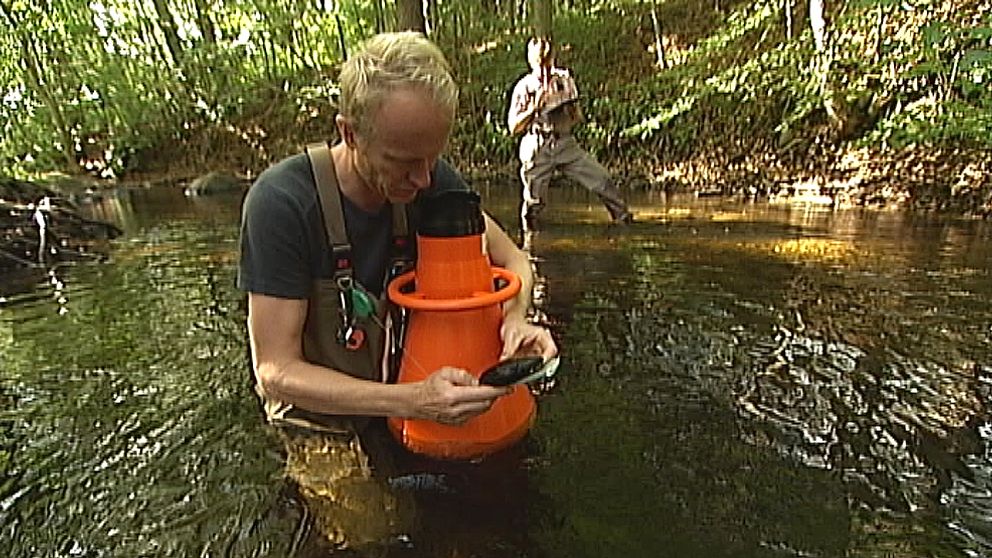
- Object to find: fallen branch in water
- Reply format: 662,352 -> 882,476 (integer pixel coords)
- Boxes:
1,176 -> 122,274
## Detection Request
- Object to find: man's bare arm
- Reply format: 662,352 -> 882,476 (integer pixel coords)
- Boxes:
247,293 -> 509,423
248,293 -> 421,416
482,213 -> 534,321
482,214 -> 558,360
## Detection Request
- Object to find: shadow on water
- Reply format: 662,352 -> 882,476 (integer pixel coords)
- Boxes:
1,182 -> 990,557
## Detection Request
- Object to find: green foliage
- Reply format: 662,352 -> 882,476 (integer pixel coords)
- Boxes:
0,0 -> 989,188
872,15 -> 992,148
868,97 -> 992,148
610,0 -> 992,160
441,32 -> 523,171
0,0 -> 384,178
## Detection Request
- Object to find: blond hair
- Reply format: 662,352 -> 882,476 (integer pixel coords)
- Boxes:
338,32 -> 458,138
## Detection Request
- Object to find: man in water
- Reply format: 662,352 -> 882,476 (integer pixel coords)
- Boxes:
238,31 -> 557,548
507,37 -> 633,227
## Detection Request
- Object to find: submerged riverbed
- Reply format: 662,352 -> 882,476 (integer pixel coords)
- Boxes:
1,184 -> 990,557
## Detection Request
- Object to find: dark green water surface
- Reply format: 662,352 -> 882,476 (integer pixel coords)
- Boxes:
1,184 -> 989,557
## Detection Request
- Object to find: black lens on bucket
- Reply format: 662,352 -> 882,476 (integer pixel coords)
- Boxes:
417,190 -> 485,237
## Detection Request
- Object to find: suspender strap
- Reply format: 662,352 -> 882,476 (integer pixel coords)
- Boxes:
391,197 -> 408,238
306,142 -> 349,267
305,142 -> 410,280
390,199 -> 410,264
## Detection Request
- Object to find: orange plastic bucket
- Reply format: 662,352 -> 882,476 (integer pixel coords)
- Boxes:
387,233 -> 537,460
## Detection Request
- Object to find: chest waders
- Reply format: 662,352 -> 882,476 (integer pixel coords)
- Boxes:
259,143 -> 413,435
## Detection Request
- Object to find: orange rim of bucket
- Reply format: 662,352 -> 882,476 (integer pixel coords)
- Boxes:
388,267 -> 521,311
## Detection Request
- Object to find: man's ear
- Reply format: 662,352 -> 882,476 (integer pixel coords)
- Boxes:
336,115 -> 357,148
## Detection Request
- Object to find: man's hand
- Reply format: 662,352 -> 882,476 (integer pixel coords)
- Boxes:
499,314 -> 558,362
508,92 -> 544,136
414,367 -> 511,425
534,90 -> 548,111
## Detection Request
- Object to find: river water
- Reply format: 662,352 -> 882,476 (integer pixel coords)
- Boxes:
1,184 -> 989,558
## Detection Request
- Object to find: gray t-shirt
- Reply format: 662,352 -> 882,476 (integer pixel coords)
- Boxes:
237,153 -> 470,298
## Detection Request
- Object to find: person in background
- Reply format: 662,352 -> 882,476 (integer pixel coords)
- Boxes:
507,37 -> 633,227
238,31 -> 557,549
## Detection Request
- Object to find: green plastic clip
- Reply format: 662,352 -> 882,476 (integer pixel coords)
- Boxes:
349,287 -> 375,319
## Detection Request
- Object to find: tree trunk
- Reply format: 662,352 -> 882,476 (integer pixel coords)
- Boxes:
0,5 -> 75,168
151,0 -> 183,66
809,0 -> 826,52
335,13 -> 348,61
396,0 -> 425,32
650,0 -> 667,68
21,37 -> 76,168
375,0 -> 386,33
784,0 -> 793,39
194,0 -> 215,44
873,3 -> 889,64
809,0 -> 829,103
809,0 -> 854,136
134,0 -> 172,67
426,0 -> 437,34
532,0 -> 552,39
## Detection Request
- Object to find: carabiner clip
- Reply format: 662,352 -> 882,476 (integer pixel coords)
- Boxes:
335,276 -> 365,350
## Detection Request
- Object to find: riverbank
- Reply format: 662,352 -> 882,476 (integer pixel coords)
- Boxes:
637,144 -> 992,215
10,139 -> 992,215
1,141 -> 987,277
115,133 -> 992,217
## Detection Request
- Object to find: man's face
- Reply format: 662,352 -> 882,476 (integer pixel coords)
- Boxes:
350,87 -> 452,203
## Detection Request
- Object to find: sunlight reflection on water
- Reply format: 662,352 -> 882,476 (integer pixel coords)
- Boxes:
0,185 -> 989,557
